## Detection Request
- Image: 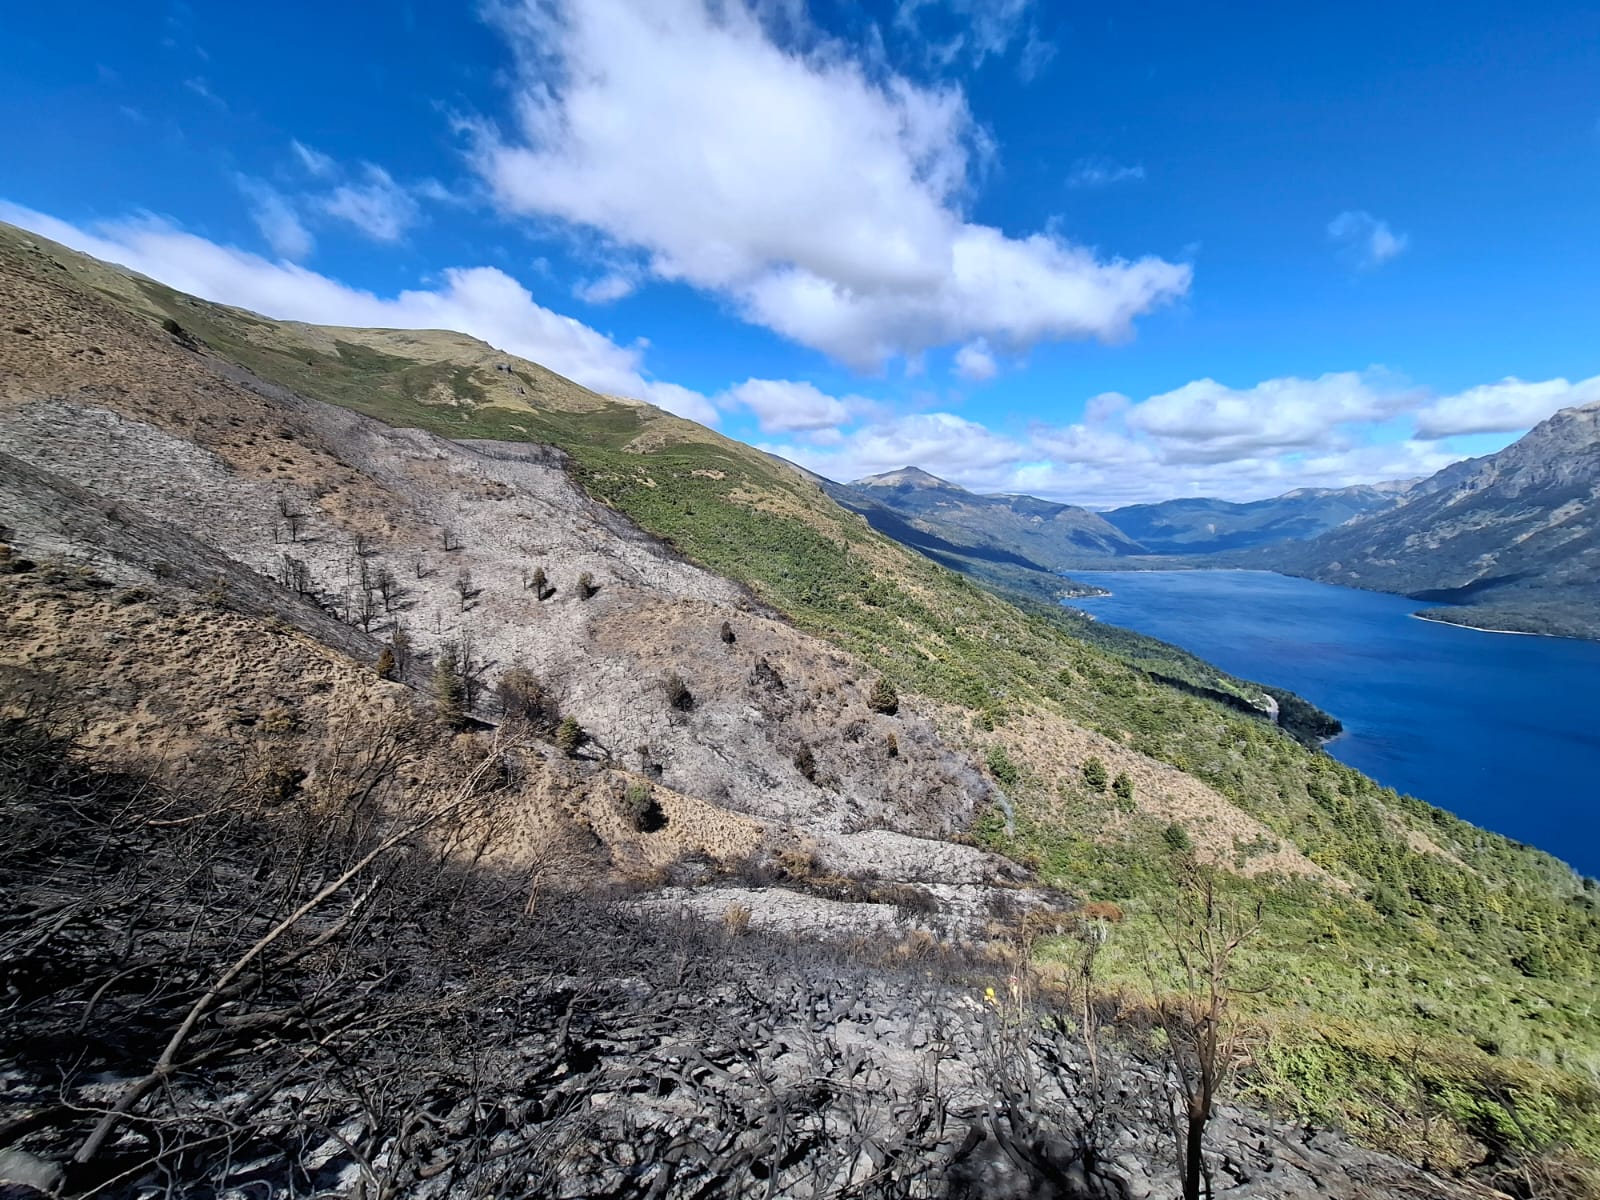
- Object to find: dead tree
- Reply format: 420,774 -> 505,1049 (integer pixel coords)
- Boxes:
375,566 -> 404,613
1149,856 -> 1264,1200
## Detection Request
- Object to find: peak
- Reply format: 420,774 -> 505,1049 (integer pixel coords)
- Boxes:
853,466 -> 964,490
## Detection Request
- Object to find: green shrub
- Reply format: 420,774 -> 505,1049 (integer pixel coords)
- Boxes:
986,745 -> 1019,787
431,643 -> 466,729
1111,770 -> 1135,809
1082,756 -> 1108,792
867,676 -> 899,715
556,716 -> 585,757
1162,822 -> 1193,854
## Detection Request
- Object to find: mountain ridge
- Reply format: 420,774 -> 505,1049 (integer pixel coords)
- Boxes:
4,220 -> 1599,1191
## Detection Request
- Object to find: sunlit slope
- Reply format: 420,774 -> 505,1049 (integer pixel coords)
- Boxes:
7,219 -> 1599,1178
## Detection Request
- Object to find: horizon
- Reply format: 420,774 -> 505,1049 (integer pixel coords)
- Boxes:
5,1 -> 1598,505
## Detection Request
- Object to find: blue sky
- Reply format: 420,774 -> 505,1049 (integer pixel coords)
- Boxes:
4,0 -> 1599,505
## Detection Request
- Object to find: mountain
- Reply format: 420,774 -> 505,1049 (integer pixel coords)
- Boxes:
1261,403 -> 1600,637
813,465 -> 1142,602
850,466 -> 1143,559
1102,483 -> 1414,554
4,220 -> 1600,1193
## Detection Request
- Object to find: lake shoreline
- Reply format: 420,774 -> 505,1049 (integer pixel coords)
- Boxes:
1409,612 -> 1563,638
1067,568 -> 1600,877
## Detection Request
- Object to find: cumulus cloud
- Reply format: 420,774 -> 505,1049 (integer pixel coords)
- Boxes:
1066,159 -> 1145,188
0,201 -> 717,426
1122,371 -> 1419,464
1415,375 -> 1600,438
474,0 -> 1187,369
321,164 -> 421,242
759,365 -> 1561,507
235,176 -> 313,260
1328,210 -> 1408,269
953,339 -> 997,381
768,405 -> 1463,508
720,378 -> 851,433
762,411 -> 1027,484
573,272 -> 637,304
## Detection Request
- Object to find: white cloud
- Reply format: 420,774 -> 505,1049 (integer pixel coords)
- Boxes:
1415,375 -> 1600,438
953,339 -> 997,381
235,176 -> 313,261
1328,210 -> 1408,269
720,378 -> 851,433
1122,371 -> 1418,464
763,411 -> 1027,484
183,77 -> 226,109
768,405 -> 1465,508
573,272 -> 637,304
0,201 -> 717,426
760,367 -> 1561,507
290,139 -> 336,177
1066,159 -> 1145,188
321,164 -> 421,241
895,0 -> 1050,74
475,0 -> 1186,369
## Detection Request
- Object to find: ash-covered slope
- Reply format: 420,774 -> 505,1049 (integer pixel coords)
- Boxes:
0,221 -> 1019,926
1261,402 -> 1600,637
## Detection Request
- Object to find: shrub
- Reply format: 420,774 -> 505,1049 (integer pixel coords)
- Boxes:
1082,756 -> 1109,792
723,903 -> 753,936
719,620 -> 736,644
794,743 -> 817,783
1111,770 -> 1135,808
663,671 -> 694,712
1079,900 -> 1125,924
885,732 -> 899,759
431,646 -> 466,729
556,716 -> 585,757
986,745 -> 1019,787
867,676 -> 899,715
750,657 -> 784,692
530,565 -> 551,599
497,666 -> 557,730
375,647 -> 397,680
621,781 -> 667,833
1162,822 -> 1193,854
578,571 -> 598,599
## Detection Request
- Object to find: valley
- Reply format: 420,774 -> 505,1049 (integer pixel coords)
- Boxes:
2,221 -> 1599,1198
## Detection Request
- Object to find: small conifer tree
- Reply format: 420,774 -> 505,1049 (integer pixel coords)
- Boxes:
375,647 -> 397,680
1112,770 -> 1135,806
1082,756 -> 1109,792
431,643 -> 466,728
867,676 -> 899,715
556,716 -> 585,757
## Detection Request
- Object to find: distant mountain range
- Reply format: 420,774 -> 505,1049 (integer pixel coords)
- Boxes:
1257,400 -> 1600,638
816,403 -> 1600,639
1100,483 -> 1414,554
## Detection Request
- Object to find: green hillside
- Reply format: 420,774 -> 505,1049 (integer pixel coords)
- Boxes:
55,251 -> 1600,1187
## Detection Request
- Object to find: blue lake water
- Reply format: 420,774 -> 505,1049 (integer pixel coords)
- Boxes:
1067,570 -> 1600,878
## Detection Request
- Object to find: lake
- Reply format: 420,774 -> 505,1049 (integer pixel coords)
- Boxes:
1067,570 -> 1600,878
